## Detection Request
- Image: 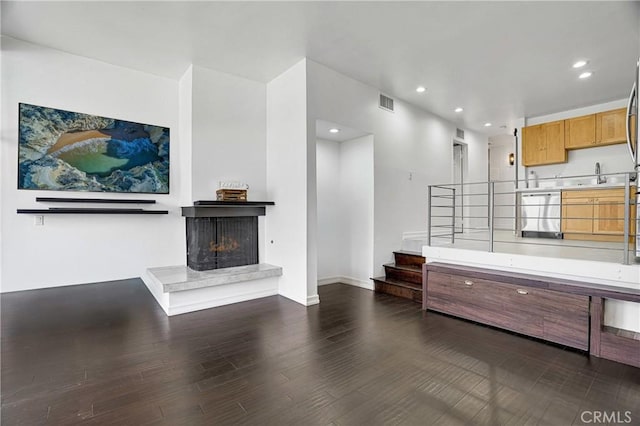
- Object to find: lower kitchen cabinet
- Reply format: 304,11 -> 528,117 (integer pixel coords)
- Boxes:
561,188 -> 636,242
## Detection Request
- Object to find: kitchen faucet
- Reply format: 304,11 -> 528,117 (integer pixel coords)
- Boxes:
595,162 -> 607,184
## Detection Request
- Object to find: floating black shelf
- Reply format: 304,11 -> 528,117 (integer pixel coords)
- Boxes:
36,197 -> 156,204
17,208 -> 168,215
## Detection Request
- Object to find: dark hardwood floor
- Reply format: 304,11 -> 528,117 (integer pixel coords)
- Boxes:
1,281 -> 639,425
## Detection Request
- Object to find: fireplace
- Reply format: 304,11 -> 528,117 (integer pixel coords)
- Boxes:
181,201 -> 274,272
186,217 -> 258,271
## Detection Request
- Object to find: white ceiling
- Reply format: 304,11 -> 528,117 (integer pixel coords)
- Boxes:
2,2 -> 639,135
316,120 -> 370,142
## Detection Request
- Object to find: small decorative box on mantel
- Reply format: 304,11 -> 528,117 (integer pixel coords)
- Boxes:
216,181 -> 249,201
216,189 -> 247,201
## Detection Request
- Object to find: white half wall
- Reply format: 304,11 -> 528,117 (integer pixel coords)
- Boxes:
266,59 -> 318,306
0,37 -> 183,292
422,247 -> 640,333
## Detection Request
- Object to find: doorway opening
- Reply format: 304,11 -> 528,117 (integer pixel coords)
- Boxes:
452,141 -> 467,234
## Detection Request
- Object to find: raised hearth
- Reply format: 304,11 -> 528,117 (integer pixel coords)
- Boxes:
143,263 -> 282,316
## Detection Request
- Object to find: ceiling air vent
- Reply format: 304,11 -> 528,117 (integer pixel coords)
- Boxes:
456,128 -> 465,140
379,94 -> 394,112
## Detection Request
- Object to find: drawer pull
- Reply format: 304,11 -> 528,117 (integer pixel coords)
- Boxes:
516,289 -> 529,295
464,280 -> 474,286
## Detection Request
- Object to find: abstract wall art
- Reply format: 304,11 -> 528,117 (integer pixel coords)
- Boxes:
18,103 -> 170,193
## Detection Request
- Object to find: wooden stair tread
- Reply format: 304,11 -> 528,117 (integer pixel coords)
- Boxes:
393,250 -> 424,258
383,263 -> 421,272
371,277 -> 422,291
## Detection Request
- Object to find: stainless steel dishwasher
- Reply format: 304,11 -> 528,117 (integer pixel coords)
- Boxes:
520,192 -> 563,239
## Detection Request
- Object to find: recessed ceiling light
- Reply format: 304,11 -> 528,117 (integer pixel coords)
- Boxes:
484,123 -> 492,127
455,107 -> 463,113
573,60 -> 588,68
329,128 -> 340,133
579,71 -> 592,79
416,86 -> 426,93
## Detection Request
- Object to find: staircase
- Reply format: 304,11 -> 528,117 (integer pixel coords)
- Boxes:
371,250 -> 425,303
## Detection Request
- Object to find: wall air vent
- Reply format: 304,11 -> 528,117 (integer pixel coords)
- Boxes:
456,128 -> 465,140
379,94 -> 394,112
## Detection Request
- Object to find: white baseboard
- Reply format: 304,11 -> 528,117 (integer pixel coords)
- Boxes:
318,276 -> 342,286
317,276 -> 374,291
306,294 -> 320,306
168,288 -> 278,316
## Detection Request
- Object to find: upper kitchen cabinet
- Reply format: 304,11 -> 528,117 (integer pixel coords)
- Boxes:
522,120 -> 567,166
565,114 -> 596,149
595,108 -> 627,146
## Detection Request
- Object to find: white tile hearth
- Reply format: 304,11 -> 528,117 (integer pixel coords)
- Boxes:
148,263 -> 282,292
143,263 -> 282,316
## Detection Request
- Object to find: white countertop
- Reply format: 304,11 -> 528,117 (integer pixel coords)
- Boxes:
515,182 -> 632,193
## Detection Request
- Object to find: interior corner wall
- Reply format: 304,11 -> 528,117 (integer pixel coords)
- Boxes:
190,65 -> 267,201
0,37 -> 183,292
178,65 -> 193,205
266,59 -> 315,305
306,60 -> 488,277
316,139 -> 344,280
316,135 -> 374,286
339,135 -> 374,284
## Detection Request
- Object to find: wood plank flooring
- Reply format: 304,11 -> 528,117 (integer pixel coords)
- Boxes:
2,280 -> 639,425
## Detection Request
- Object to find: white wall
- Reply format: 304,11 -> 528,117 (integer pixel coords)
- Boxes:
339,135 -> 374,284
316,135 -> 374,286
190,65 -> 267,201
265,59 -> 318,305
489,134 -> 516,230
524,99 -> 634,179
306,60 -> 488,276
316,139 -> 344,280
0,37 -> 184,292
178,66 -> 193,206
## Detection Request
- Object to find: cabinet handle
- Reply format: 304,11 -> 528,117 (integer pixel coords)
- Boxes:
464,280 -> 474,286
516,289 -> 528,295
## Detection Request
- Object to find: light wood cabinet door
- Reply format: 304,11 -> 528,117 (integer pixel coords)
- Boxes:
592,188 -> 636,236
565,114 -> 596,149
561,195 -> 593,234
522,121 -> 566,166
522,125 -> 544,166
595,108 -> 627,146
542,120 -> 567,164
563,188 -> 636,241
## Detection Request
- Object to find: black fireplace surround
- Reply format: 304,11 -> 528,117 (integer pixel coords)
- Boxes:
186,217 -> 258,270
181,201 -> 274,271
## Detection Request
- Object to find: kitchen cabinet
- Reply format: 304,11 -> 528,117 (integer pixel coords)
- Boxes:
522,120 -> 567,166
565,114 -> 596,149
522,108 -> 627,165
561,187 -> 636,242
595,108 -> 627,146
